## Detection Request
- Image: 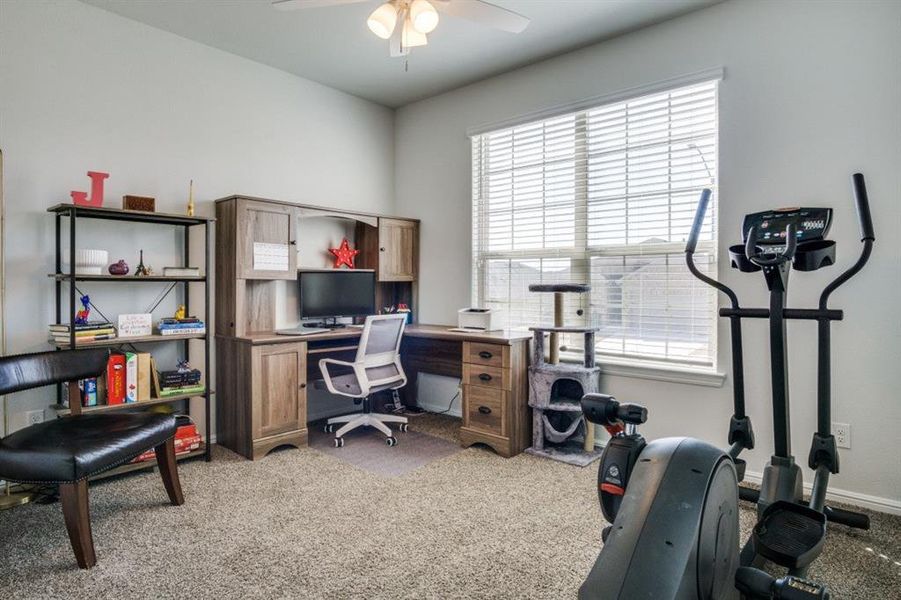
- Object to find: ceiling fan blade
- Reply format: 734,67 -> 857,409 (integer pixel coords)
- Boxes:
432,0 -> 530,33
272,0 -> 369,10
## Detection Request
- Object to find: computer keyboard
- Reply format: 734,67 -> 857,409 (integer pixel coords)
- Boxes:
275,328 -> 330,336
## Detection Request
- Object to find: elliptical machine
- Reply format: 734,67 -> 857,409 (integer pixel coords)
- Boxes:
579,173 -> 876,599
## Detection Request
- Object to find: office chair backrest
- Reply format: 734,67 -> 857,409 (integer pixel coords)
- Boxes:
356,314 -> 406,388
0,348 -> 108,396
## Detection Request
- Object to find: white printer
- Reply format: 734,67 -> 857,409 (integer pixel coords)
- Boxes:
452,307 -> 502,332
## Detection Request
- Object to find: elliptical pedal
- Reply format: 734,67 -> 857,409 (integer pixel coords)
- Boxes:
753,501 -> 827,570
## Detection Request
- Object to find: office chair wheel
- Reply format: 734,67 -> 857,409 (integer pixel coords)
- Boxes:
334,437 -> 345,448
399,423 -> 409,433
386,437 -> 397,447
324,424 -> 334,433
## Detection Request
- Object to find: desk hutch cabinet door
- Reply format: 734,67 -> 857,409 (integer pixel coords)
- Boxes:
236,199 -> 297,280
252,343 -> 307,440
378,218 -> 418,281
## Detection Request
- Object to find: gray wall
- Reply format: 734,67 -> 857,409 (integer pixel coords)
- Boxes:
0,0 -> 395,433
1,0 -> 898,511
395,0 -> 901,509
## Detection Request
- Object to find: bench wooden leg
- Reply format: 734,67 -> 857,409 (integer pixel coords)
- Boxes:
59,480 -> 96,569
155,437 -> 184,506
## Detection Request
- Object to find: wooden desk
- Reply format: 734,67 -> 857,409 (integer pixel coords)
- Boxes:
216,325 -> 532,460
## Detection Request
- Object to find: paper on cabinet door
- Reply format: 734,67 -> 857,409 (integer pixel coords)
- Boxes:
253,242 -> 289,271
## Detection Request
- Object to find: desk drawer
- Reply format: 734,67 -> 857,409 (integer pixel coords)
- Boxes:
464,342 -> 508,368
463,385 -> 506,436
463,363 -> 510,391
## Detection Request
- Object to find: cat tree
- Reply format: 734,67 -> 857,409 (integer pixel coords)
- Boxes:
525,283 -> 603,466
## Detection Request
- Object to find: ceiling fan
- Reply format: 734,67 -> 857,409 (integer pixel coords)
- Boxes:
272,0 -> 530,57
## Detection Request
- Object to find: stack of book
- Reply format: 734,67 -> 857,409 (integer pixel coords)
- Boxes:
72,352 -> 153,408
162,266 -> 200,277
49,322 -> 117,345
132,416 -> 203,463
157,317 -> 206,336
157,366 -> 204,398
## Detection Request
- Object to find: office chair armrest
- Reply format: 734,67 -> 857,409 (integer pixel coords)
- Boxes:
318,358 -> 370,397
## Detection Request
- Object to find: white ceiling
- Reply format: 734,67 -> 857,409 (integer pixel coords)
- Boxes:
81,0 -> 720,107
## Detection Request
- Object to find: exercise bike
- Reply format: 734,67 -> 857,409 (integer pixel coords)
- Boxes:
578,173 -> 876,599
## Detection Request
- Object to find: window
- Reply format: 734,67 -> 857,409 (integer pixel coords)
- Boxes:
471,79 -> 718,369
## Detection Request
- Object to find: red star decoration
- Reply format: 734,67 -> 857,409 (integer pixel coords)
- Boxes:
329,238 -> 361,269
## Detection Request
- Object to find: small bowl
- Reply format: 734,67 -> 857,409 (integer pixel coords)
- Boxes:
73,249 -> 108,275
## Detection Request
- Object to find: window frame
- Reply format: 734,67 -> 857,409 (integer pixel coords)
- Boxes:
470,73 -> 724,381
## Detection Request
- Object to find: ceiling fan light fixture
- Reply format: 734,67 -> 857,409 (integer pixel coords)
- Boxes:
409,0 -> 439,34
367,2 -> 398,40
401,16 -> 428,48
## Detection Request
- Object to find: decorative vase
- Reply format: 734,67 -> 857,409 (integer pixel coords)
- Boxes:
69,249 -> 108,275
108,259 -> 129,276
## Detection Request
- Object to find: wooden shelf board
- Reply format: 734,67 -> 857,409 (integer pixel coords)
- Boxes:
53,332 -> 206,348
49,274 -> 205,282
48,203 -> 213,226
92,444 -> 207,481
51,391 -> 213,416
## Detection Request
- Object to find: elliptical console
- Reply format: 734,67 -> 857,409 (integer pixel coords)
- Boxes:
579,174 -> 875,599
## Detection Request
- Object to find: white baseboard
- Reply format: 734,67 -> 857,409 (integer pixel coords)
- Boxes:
743,469 -> 901,516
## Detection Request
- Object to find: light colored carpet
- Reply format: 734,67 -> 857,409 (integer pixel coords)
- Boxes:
308,423 -> 462,477
0,415 -> 898,599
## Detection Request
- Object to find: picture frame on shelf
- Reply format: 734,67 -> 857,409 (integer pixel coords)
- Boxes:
117,313 -> 153,338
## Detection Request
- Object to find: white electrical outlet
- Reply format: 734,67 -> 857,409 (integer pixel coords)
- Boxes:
833,422 -> 851,449
25,409 -> 45,426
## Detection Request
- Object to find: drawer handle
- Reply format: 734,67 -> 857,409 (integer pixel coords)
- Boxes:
478,373 -> 492,382
299,383 -> 306,389
478,406 -> 492,415
478,351 -> 493,359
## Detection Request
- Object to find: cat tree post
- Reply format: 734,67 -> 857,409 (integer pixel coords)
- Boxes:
550,291 -> 563,364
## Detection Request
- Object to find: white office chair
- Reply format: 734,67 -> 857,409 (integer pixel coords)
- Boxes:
319,314 -> 409,447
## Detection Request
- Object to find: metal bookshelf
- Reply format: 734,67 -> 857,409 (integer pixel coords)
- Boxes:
48,203 -> 214,465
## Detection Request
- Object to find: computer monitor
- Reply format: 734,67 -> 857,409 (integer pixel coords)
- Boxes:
299,270 -> 376,323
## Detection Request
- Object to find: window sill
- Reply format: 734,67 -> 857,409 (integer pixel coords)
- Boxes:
560,355 -> 726,387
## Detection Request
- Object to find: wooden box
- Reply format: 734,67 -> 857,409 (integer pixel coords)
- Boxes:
122,195 -> 156,212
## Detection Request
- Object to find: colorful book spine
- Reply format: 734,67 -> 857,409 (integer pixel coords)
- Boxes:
125,352 -> 138,403
132,422 -> 202,463
131,435 -> 203,463
79,378 -> 98,407
157,384 -> 205,398
49,321 -> 114,332
159,327 -> 205,336
158,321 -> 205,329
137,353 -> 151,402
52,333 -> 117,344
106,354 -> 126,405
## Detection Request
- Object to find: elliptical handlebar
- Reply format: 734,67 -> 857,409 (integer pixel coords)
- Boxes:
745,223 -> 798,267
685,188 -> 751,434
685,188 -> 712,254
685,188 -> 740,308
851,173 -> 875,242
819,173 -> 876,309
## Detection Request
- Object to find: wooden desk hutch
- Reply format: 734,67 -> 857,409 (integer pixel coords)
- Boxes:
214,196 -> 530,460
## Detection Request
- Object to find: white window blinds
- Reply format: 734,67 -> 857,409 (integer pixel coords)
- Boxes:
472,79 -> 719,368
